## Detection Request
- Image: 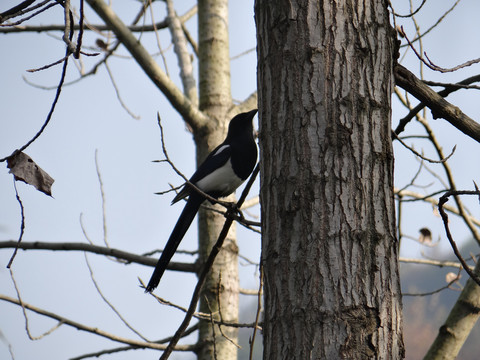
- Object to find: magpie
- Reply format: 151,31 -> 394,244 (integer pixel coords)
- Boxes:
145,109 -> 258,293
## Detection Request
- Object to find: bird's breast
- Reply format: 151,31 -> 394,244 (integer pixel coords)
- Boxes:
195,159 -> 244,198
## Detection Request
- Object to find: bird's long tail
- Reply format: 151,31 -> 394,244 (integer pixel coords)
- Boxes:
145,193 -> 203,293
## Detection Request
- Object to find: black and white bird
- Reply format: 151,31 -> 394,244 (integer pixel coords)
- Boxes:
145,109 -> 258,293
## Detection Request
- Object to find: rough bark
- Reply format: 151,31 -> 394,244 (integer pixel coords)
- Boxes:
196,1 -> 238,359
256,1 -> 404,359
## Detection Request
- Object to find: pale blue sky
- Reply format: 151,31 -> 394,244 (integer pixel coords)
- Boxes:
1,1 -> 480,359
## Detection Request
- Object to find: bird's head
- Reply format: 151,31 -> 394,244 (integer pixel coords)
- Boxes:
226,109 -> 257,139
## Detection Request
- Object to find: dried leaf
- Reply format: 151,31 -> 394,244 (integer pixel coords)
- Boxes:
445,272 -> 460,284
418,227 -> 432,244
7,152 -> 54,196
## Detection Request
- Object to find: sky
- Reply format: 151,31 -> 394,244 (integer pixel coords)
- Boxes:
1,1 -> 480,359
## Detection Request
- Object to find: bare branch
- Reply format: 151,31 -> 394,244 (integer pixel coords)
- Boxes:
392,131 -> 456,163
9,269 -> 63,340
402,26 -> 480,73
397,0 -> 463,46
395,188 -> 480,228
0,241 -> 197,273
399,257 -> 470,270
0,53 -> 70,162
0,5 -> 197,33
249,263 -> 263,360
166,0 -> 198,106
403,271 -> 462,297
394,64 -> 480,143
156,113 -> 235,209
229,91 -> 258,118
94,150 -> 109,247
85,0 -> 207,130
438,191 -> 480,286
140,278 -> 262,329
0,1 -> 57,26
160,164 -> 260,360
394,73 -> 480,136
84,254 -> 150,342
71,324 -> 200,360
417,116 -> 480,245
0,294 -> 195,351
0,0 -> 36,22
104,61 -> 140,119
6,182 -> 25,268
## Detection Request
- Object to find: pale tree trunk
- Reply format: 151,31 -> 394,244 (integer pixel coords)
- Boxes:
256,1 -> 404,359
424,264 -> 480,359
196,1 -> 239,359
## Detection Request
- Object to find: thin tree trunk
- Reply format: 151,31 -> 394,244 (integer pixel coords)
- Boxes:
256,1 -> 404,359
424,263 -> 480,360
196,1 -> 238,359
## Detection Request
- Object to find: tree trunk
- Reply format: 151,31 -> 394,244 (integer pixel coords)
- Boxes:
255,1 -> 404,359
196,1 -> 238,359
424,263 -> 480,360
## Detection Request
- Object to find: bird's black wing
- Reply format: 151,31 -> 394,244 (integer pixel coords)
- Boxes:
171,144 -> 232,204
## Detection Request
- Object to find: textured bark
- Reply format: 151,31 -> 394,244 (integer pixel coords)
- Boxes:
256,1 -> 404,359
196,1 -> 238,359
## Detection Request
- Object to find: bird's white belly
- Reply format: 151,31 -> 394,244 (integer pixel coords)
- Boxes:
195,160 -> 244,197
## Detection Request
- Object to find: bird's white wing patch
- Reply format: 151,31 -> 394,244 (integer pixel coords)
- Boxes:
195,159 -> 244,197
212,144 -> 230,157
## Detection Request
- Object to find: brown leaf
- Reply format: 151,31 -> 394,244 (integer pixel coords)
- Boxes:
7,152 -> 54,196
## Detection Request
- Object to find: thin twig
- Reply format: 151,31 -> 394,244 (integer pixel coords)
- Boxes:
104,61 -> 140,119
6,182 -> 26,268
204,296 -> 219,360
0,295 -> 195,351
402,271 -> 462,297
438,191 -> 480,286
392,131 -> 456,163
215,273 -> 241,349
397,0 -> 463,47
394,188 -> 480,228
0,241 -> 197,273
70,324 -> 200,360
148,0 -> 170,77
1,47 -> 70,163
249,263 -> 263,360
0,1 -> 57,26
9,270 -> 63,340
75,0 -> 85,59
94,150 -> 110,248
399,257 -> 469,270
156,113 -> 233,208
401,25 -> 480,73
83,254 -> 150,342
